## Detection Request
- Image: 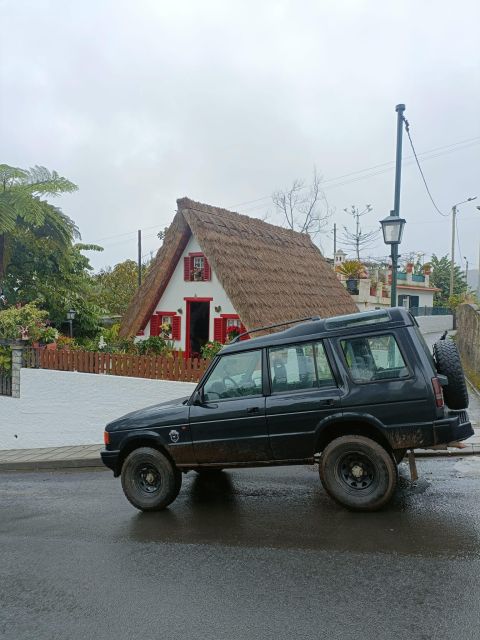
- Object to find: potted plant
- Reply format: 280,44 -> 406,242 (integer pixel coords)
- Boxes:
226,325 -> 241,341
192,267 -> 204,281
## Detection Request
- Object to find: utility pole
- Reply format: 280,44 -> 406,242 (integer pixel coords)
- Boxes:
137,229 -> 142,288
450,206 -> 457,298
464,257 -> 469,286
449,197 -> 477,298
391,103 -> 406,307
333,223 -> 337,263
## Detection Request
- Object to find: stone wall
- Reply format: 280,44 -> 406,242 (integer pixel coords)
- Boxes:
0,368 -> 196,450
456,303 -> 480,385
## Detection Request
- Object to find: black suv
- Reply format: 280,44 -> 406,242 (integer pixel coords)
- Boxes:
101,308 -> 473,512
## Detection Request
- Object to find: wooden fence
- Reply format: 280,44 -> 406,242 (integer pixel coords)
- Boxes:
23,348 -> 210,383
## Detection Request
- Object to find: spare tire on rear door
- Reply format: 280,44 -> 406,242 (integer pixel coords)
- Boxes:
433,339 -> 469,410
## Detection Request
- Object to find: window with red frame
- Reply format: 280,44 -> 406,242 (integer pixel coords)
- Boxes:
213,315 -> 248,344
150,311 -> 181,340
183,253 -> 211,281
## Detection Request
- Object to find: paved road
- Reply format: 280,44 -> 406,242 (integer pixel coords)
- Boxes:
1,461 -> 480,640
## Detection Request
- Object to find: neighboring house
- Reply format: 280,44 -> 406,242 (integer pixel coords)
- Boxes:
120,198 -> 357,356
334,250 -> 439,311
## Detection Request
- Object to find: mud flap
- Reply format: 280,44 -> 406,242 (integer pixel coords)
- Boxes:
408,449 -> 418,482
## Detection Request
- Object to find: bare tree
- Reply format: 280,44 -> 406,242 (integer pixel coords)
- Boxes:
339,204 -> 379,261
272,167 -> 332,238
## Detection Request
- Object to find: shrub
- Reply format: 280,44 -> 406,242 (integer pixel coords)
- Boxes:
136,336 -> 170,356
0,302 -> 49,342
201,341 -> 223,358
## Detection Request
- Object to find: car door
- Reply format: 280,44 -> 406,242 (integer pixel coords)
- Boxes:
266,340 -> 343,460
189,348 -> 271,464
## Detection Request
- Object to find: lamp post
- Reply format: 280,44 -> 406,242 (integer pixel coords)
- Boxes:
380,213 -> 406,307
66,309 -> 76,339
450,197 -> 477,297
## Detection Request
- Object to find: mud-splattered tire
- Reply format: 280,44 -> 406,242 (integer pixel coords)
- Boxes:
319,435 -> 398,512
121,447 -> 182,512
433,339 -> 469,410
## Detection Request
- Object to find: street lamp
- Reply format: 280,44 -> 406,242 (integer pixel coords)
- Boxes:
380,212 -> 406,307
66,309 -> 76,338
450,196 -> 477,297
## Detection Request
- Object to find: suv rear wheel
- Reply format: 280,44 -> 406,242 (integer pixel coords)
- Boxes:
319,435 -> 398,511
121,447 -> 182,512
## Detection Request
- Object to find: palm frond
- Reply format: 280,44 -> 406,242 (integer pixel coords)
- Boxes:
24,166 -> 78,197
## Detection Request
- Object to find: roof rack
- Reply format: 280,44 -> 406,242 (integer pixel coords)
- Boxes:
230,316 -> 321,344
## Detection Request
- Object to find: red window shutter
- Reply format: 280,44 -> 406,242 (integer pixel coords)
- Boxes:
239,323 -> 249,341
203,257 -> 211,281
172,316 -> 181,341
214,318 -> 225,343
184,256 -> 192,281
150,315 -> 160,337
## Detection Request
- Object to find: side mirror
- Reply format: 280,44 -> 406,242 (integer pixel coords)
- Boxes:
192,389 -> 204,406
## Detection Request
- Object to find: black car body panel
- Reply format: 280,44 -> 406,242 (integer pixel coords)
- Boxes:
101,307 -> 474,474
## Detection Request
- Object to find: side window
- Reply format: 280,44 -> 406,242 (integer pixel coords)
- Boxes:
203,350 -> 262,401
341,334 -> 408,383
314,342 -> 336,387
269,343 -> 317,393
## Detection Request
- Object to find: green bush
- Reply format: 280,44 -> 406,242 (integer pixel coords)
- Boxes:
200,341 -> 223,358
0,302 -> 49,342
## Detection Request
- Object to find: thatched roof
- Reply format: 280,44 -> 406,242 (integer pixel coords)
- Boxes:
119,198 -> 357,337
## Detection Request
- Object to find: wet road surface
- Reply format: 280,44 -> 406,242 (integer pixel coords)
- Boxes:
1,459 -> 480,640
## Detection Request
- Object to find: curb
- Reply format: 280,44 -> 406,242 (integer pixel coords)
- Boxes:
466,378 -> 480,400
414,447 -> 480,458
0,457 -> 104,472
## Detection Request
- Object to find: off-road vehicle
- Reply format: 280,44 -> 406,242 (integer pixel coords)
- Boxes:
101,308 -> 473,511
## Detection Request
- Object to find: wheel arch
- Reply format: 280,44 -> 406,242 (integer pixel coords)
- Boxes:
315,415 -> 393,455
115,432 -> 173,477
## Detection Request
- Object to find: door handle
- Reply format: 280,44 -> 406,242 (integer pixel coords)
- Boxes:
319,399 -> 334,407
246,406 -> 260,414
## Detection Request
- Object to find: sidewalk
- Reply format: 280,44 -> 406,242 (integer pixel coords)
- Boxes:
0,444 -> 103,471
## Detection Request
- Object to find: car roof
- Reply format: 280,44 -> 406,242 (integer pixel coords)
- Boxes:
220,307 -> 415,354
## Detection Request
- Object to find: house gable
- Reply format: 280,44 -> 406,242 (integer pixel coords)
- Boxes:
142,235 -> 240,350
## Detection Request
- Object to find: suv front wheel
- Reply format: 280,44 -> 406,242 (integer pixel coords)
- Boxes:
121,447 -> 182,512
319,435 -> 398,511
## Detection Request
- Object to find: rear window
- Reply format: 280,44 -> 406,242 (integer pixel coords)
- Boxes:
341,334 -> 409,383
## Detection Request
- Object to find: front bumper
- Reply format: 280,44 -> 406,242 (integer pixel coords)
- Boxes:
101,449 -> 120,475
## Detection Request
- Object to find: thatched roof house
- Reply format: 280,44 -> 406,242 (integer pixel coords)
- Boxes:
120,198 -> 356,356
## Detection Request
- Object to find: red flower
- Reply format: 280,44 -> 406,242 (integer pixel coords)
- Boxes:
227,325 -> 240,335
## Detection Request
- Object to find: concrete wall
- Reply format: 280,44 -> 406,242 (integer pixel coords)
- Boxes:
0,369 -> 196,450
416,315 -> 453,334
456,304 -> 480,380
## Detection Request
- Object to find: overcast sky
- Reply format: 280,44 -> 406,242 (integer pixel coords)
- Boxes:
1,0 -> 479,274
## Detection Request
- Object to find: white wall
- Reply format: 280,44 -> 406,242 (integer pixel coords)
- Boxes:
416,315 -> 454,334
144,235 -> 238,350
397,287 -> 435,307
0,369 -> 196,450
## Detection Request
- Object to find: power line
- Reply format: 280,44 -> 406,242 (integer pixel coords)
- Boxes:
403,118 -> 449,217
229,135 -> 480,212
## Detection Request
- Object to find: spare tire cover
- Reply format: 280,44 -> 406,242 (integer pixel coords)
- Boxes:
433,339 -> 469,410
